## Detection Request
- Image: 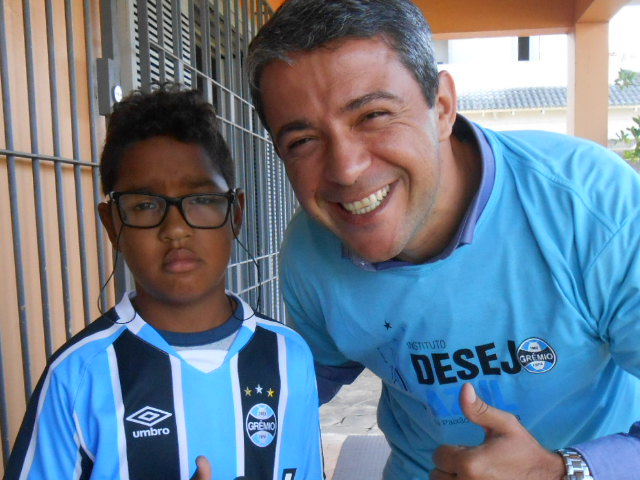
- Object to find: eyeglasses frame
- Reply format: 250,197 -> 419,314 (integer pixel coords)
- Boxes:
107,189 -> 238,230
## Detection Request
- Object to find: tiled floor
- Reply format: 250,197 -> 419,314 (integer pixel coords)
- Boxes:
319,369 -> 383,479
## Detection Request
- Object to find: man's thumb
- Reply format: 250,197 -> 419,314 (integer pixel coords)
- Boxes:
459,383 -> 513,433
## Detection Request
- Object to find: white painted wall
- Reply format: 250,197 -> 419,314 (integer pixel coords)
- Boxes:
437,4 -> 640,95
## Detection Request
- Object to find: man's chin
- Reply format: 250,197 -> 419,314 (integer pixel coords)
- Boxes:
316,214 -> 401,262
346,242 -> 399,264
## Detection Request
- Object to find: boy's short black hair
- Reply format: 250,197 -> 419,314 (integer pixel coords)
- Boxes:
99,83 -> 234,194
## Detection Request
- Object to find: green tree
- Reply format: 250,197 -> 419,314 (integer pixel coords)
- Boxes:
614,69 -> 640,163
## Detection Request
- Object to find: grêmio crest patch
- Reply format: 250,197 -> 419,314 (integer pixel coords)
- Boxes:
516,338 -> 557,374
245,403 -> 278,447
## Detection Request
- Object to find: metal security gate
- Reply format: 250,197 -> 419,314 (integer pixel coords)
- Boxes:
0,0 -> 293,470
0,0 -> 110,466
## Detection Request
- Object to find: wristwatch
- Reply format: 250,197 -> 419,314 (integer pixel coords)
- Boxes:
556,448 -> 594,480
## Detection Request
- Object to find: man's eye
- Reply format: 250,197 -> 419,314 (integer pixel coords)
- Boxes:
362,110 -> 388,121
287,137 -> 313,151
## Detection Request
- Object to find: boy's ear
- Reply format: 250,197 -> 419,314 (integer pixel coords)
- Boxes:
98,201 -> 120,248
231,189 -> 245,235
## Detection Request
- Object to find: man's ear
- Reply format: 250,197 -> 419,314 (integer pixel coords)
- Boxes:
98,201 -> 120,248
435,70 -> 458,142
230,189 -> 245,236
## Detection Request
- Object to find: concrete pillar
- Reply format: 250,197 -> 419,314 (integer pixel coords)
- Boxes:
567,22 -> 610,145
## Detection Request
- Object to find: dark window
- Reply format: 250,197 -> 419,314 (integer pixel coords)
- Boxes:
518,36 -> 530,61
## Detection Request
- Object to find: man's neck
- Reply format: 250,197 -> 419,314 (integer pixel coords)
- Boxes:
396,134 -> 482,264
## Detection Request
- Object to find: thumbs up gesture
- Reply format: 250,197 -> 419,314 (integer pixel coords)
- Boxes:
431,383 -> 566,479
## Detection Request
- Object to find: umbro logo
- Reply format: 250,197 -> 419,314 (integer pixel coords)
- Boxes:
126,406 -> 172,427
126,406 -> 173,439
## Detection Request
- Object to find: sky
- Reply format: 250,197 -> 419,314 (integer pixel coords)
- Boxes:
609,4 -> 640,75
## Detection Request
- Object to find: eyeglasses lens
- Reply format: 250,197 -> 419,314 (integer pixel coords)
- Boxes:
117,193 -> 229,228
182,194 -> 229,228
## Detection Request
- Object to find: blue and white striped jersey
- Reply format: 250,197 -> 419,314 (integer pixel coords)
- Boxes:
6,293 -> 323,480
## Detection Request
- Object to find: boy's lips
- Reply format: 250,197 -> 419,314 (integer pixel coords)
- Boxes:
163,248 -> 200,273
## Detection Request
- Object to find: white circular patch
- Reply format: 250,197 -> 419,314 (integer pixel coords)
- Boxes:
245,403 -> 277,447
517,338 -> 557,374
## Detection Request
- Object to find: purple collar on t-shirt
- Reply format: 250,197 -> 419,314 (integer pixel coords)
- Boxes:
344,115 -> 496,271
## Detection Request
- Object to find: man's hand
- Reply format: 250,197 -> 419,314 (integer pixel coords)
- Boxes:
190,456 -> 212,480
431,383 -> 566,480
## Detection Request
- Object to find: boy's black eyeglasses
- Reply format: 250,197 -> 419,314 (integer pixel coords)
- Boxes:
108,190 -> 237,229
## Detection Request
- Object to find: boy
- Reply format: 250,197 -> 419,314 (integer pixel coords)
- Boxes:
6,84 -> 323,479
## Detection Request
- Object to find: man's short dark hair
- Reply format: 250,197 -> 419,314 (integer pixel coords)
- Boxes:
247,0 -> 439,131
99,83 -> 234,194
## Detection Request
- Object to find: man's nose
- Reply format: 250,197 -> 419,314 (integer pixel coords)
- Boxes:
324,133 -> 371,186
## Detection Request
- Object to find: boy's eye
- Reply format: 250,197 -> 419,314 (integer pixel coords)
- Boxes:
189,195 -> 212,205
188,195 -> 223,206
132,200 -> 160,211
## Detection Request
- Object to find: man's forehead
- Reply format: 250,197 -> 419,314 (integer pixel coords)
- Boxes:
261,41 -> 403,98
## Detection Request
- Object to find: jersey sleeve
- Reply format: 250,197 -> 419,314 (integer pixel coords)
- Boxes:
584,207 -> 640,377
6,365 -> 90,479
280,220 -> 366,406
277,335 -> 324,478
572,207 -> 640,476
315,361 -> 365,404
573,422 -> 640,480
279,214 -> 353,369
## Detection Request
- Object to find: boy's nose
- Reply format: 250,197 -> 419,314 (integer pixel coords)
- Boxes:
160,204 -> 192,240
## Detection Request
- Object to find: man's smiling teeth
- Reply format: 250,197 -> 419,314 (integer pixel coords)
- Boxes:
342,185 -> 390,215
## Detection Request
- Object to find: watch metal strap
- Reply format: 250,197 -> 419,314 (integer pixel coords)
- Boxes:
556,448 -> 594,480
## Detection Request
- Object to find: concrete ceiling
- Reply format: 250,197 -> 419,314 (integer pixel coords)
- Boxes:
264,0 -> 631,38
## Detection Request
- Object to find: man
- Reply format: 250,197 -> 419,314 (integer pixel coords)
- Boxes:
247,0 -> 640,478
